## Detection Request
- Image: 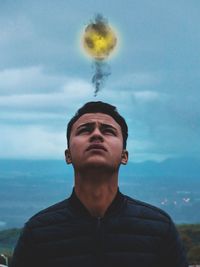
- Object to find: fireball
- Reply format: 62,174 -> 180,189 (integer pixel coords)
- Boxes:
82,18 -> 117,60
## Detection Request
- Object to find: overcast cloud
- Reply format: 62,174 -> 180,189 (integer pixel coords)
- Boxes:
0,0 -> 199,162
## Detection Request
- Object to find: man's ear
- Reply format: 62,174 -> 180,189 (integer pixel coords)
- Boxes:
121,149 -> 128,165
65,149 -> 72,164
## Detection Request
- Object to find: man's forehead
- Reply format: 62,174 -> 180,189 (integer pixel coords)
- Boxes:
72,113 -> 121,129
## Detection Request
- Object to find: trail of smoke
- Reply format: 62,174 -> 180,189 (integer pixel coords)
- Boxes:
92,60 -> 111,97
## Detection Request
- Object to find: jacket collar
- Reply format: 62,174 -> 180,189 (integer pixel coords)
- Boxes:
68,187 -> 125,218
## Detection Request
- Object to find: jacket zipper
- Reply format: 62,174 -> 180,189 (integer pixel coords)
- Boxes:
97,217 -> 101,231
94,216 -> 104,265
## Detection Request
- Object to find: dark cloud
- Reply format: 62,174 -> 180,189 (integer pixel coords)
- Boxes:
0,0 -> 200,161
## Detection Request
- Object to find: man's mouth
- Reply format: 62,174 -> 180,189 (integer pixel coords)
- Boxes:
86,144 -> 107,151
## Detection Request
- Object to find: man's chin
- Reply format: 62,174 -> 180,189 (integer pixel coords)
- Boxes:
84,160 -> 109,168
79,159 -> 115,171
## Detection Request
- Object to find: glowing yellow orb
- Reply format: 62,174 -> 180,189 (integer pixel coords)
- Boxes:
82,21 -> 117,60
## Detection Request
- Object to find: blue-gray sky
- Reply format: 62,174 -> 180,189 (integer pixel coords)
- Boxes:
0,0 -> 200,162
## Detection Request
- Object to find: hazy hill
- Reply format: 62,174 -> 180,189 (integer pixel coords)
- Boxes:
0,157 -> 200,229
0,156 -> 200,178
121,157 -> 200,178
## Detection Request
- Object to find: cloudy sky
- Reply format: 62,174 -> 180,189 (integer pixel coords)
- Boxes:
0,0 -> 199,162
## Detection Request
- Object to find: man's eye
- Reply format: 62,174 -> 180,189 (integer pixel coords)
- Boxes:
103,129 -> 116,135
77,128 -> 90,134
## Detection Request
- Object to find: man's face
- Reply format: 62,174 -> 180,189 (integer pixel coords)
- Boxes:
65,113 -> 128,171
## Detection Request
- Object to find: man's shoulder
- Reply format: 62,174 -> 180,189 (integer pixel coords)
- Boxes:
123,194 -> 172,225
26,198 -> 71,229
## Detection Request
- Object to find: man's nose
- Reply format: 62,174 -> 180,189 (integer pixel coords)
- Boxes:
89,127 -> 104,142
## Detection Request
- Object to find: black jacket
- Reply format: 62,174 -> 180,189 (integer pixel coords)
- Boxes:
11,190 -> 188,267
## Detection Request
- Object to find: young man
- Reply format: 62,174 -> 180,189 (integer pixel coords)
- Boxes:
11,101 -> 188,267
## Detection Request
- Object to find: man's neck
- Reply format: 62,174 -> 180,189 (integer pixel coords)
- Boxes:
74,171 -> 118,218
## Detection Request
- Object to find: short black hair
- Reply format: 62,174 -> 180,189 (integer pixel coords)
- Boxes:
67,101 -> 128,149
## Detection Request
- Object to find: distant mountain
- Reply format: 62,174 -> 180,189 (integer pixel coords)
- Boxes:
0,157 -> 200,228
120,157 -> 200,179
0,159 -> 71,175
0,157 -> 200,177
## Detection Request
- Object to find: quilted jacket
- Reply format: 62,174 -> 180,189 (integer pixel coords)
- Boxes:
11,189 -> 188,267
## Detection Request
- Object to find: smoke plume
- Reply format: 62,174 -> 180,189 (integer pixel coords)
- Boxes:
92,60 -> 111,97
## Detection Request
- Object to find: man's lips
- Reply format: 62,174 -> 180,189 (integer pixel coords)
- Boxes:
86,144 -> 107,151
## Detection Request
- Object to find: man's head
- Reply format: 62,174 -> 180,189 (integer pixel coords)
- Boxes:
66,101 -> 128,149
65,101 -> 128,172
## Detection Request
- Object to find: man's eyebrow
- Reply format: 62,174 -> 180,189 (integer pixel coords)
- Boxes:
76,122 -> 94,130
76,122 -> 118,130
100,123 -> 117,130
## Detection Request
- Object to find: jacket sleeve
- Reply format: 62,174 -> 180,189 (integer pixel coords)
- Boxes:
10,225 -> 36,267
161,219 -> 189,267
